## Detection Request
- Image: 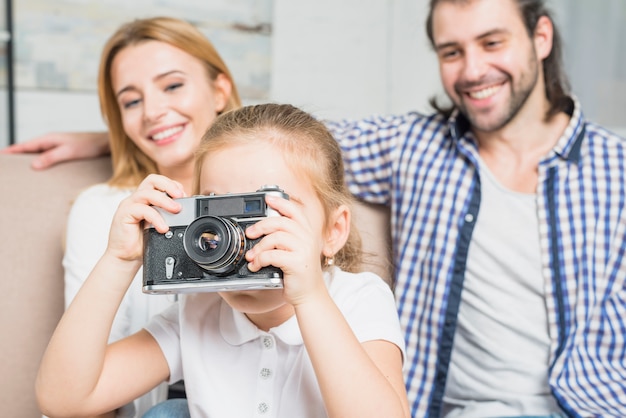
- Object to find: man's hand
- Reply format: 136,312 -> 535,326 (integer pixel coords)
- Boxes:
1,131 -> 111,170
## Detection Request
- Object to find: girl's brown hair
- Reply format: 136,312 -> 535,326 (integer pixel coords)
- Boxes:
99,16 -> 242,188
193,103 -> 363,273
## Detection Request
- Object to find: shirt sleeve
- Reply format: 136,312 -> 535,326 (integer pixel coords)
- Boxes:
325,114 -> 409,205
144,303 -> 184,384
330,270 -> 406,365
557,286 -> 626,416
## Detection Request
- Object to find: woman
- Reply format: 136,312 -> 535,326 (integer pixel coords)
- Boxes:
60,16 -> 241,417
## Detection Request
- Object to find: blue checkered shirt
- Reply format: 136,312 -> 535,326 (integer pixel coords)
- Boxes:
326,98 -> 626,417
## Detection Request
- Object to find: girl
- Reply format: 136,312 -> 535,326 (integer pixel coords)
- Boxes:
36,103 -> 409,418
61,16 -> 241,416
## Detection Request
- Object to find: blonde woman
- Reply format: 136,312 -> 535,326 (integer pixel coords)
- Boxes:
59,17 -> 241,417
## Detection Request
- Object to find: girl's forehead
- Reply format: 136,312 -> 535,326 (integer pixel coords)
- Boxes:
198,142 -> 314,202
200,143 -> 290,189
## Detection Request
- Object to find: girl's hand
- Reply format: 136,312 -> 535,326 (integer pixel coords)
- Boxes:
244,195 -> 327,306
107,174 -> 185,263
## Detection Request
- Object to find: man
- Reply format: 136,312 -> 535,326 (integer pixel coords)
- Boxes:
329,1 -> 625,416
5,0 -> 626,416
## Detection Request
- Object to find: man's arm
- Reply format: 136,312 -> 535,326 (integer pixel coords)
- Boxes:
1,131 -> 111,169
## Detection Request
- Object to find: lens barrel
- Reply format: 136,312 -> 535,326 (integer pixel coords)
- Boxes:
183,216 -> 246,274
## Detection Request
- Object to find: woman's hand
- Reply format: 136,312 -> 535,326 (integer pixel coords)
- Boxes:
244,195 -> 327,306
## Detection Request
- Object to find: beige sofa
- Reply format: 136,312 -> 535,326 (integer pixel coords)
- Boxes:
0,153 -> 391,417
0,154 -> 113,417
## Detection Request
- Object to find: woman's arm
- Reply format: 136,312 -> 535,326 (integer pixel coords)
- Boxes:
1,131 -> 110,169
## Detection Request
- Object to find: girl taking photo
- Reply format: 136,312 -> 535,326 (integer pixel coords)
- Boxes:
36,104 -> 410,418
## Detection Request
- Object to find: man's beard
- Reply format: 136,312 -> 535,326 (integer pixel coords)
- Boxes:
453,51 -> 540,133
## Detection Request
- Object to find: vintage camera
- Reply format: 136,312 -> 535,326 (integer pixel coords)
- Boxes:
143,185 -> 287,294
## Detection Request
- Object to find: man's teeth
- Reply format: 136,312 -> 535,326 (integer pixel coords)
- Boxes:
469,86 -> 499,100
152,126 -> 183,141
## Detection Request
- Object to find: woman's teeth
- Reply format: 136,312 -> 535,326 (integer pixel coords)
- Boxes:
152,126 -> 183,141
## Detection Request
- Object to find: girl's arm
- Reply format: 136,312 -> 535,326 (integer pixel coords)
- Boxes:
246,195 -> 410,418
36,174 -> 184,417
37,255 -> 168,416
295,291 -> 409,418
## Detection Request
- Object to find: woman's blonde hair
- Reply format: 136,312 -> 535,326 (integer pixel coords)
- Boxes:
193,103 -> 363,272
99,16 -> 242,188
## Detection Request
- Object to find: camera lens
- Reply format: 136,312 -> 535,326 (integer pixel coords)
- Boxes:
183,216 -> 246,274
199,231 -> 221,252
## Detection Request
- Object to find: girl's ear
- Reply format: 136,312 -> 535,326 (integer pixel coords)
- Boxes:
212,73 -> 232,113
323,204 -> 351,258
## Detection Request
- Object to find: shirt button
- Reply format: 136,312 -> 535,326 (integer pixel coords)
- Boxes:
258,402 -> 269,414
262,336 -> 274,349
464,213 -> 474,223
260,367 -> 272,379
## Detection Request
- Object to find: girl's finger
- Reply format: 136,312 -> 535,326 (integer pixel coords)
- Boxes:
246,230 -> 297,258
245,216 -> 289,239
132,204 -> 172,233
264,195 -> 307,223
137,174 -> 186,199
140,189 -> 182,214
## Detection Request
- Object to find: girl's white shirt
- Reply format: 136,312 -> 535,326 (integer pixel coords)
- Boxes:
146,266 -> 405,418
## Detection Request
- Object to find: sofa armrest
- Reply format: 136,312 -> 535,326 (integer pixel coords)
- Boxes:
0,154 -> 112,417
352,200 -> 394,287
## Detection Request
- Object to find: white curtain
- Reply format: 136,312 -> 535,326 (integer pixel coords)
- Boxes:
549,0 -> 626,135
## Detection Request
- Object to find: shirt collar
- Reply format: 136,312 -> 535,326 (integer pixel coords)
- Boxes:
218,269 -> 340,346
219,299 -> 303,346
448,108 -> 471,142
551,96 -> 585,163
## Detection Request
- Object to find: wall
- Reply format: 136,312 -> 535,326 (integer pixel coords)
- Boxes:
16,91 -> 105,142
15,0 -> 440,143
270,0 -> 440,120
13,0 -> 626,143
550,0 -> 626,136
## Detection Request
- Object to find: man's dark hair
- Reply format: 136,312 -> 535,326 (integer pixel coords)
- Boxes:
425,0 -> 570,120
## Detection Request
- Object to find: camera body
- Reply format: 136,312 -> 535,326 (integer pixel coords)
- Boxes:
143,185 -> 287,294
